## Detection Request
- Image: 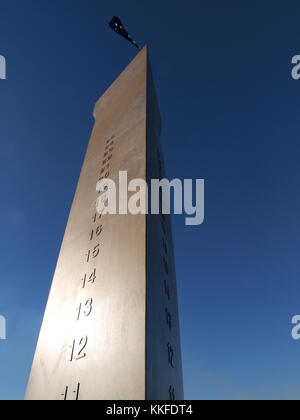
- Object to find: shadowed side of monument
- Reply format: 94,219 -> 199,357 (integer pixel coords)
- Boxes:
146,55 -> 184,400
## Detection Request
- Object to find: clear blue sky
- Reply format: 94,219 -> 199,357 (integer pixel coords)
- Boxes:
1,0 -> 300,400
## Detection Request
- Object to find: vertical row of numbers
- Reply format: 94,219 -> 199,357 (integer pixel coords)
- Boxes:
61,134 -> 116,400
158,148 -> 176,401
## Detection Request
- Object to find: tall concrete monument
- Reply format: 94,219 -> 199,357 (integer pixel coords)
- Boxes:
26,47 -> 184,400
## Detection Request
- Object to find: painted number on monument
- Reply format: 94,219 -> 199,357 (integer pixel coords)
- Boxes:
169,386 -> 175,401
165,308 -> 172,330
167,342 -> 175,368
85,244 -> 100,262
92,212 -> 102,223
81,268 -> 97,288
76,299 -> 93,321
61,383 -> 81,401
69,336 -> 88,362
90,225 -> 103,241
98,136 -> 115,182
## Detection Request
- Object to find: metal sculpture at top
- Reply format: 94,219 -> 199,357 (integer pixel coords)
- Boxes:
109,16 -> 140,50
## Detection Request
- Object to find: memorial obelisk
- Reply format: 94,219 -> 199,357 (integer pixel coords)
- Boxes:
26,47 -> 184,400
